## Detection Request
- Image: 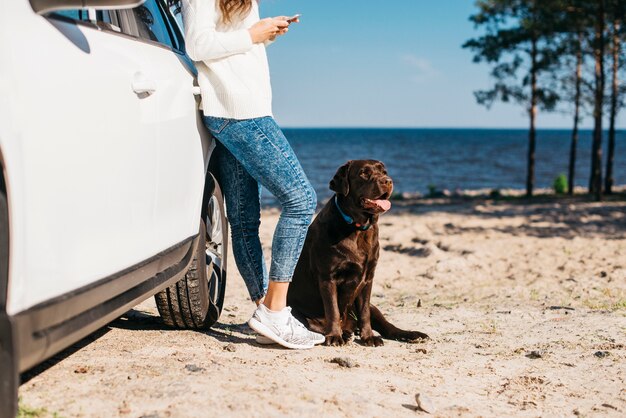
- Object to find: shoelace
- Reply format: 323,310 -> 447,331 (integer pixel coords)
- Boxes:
284,309 -> 315,343
288,311 -> 322,341
284,308 -> 310,331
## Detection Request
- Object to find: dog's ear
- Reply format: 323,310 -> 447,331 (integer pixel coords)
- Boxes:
329,161 -> 353,196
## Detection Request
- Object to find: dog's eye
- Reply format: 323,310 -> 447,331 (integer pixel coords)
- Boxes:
359,170 -> 370,179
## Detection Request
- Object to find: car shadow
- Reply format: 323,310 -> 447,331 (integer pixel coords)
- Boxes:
20,326 -> 110,384
109,309 -> 261,347
21,309 -> 267,384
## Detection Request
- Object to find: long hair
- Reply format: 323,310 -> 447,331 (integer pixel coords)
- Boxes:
168,0 -> 253,24
219,0 -> 253,24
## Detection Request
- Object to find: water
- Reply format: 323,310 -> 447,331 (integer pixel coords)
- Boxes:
260,128 -> 625,205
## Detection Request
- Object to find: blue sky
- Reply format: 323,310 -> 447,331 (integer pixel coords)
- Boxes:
261,0 -> 625,128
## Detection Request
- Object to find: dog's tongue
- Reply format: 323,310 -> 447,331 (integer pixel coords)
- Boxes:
373,199 -> 391,211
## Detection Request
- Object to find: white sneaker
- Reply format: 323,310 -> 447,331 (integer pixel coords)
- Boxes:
248,305 -> 323,349
256,328 -> 325,346
288,319 -> 325,346
255,334 -> 278,345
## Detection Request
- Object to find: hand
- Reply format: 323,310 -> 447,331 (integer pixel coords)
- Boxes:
248,17 -> 289,44
272,15 -> 298,38
282,14 -> 301,24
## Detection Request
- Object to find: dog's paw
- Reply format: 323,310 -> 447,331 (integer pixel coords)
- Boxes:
341,330 -> 354,342
361,336 -> 384,347
324,334 -> 346,346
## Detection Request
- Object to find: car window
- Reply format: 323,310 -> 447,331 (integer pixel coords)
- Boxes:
52,10 -> 90,21
163,1 -> 186,51
97,11 -> 113,24
50,10 -> 117,28
131,0 -> 176,49
169,1 -> 184,32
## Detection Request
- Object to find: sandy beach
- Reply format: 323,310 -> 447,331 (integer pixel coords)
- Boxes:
18,195 -> 626,417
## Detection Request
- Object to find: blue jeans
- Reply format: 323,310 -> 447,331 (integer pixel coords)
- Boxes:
204,116 -> 317,302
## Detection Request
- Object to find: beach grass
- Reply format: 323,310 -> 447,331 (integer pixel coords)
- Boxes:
17,401 -> 46,418
17,398 -> 62,418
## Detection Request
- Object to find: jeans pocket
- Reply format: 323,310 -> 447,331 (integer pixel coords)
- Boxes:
204,116 -> 231,135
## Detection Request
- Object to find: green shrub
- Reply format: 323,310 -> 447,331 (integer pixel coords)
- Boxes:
553,174 -> 568,194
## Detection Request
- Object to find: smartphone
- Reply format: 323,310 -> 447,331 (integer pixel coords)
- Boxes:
287,14 -> 301,23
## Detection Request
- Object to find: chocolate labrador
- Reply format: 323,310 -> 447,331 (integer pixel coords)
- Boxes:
288,160 -> 429,346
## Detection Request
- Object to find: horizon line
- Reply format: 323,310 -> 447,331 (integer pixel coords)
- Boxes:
280,126 -> 620,131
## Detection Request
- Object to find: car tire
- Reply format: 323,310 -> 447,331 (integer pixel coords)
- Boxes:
155,176 -> 228,329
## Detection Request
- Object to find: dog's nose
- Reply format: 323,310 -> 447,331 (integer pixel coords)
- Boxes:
381,177 -> 393,186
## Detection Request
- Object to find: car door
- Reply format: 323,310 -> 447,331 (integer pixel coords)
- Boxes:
118,0 -> 210,248
6,5 -> 170,314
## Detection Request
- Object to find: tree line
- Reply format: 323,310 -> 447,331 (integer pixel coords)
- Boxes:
464,0 -> 624,200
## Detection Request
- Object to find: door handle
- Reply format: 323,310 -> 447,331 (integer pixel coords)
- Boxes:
132,72 -> 157,95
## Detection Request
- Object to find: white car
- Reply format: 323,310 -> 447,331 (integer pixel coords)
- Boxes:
0,1 -> 229,415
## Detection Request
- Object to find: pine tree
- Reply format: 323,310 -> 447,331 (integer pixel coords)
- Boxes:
464,0 -> 561,196
568,31 -> 584,195
605,0 -> 624,194
556,0 -> 595,195
589,0 -> 606,201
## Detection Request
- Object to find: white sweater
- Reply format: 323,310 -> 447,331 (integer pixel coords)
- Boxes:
182,0 -> 273,119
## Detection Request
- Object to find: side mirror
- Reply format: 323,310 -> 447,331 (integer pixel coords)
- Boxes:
30,0 -> 146,14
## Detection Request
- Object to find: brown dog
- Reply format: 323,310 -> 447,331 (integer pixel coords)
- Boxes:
288,160 -> 429,346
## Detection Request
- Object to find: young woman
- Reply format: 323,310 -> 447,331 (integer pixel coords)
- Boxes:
179,0 -> 324,349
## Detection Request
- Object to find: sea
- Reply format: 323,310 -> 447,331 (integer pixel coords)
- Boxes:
260,128 -> 625,205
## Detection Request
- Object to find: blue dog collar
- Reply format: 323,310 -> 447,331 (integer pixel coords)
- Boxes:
334,195 -> 370,231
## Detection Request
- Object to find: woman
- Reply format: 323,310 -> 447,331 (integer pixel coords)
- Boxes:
179,0 -> 324,349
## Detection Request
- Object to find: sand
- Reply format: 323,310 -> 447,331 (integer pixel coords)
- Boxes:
19,196 -> 626,417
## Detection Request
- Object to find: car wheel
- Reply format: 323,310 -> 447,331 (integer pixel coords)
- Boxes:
155,176 -> 228,329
